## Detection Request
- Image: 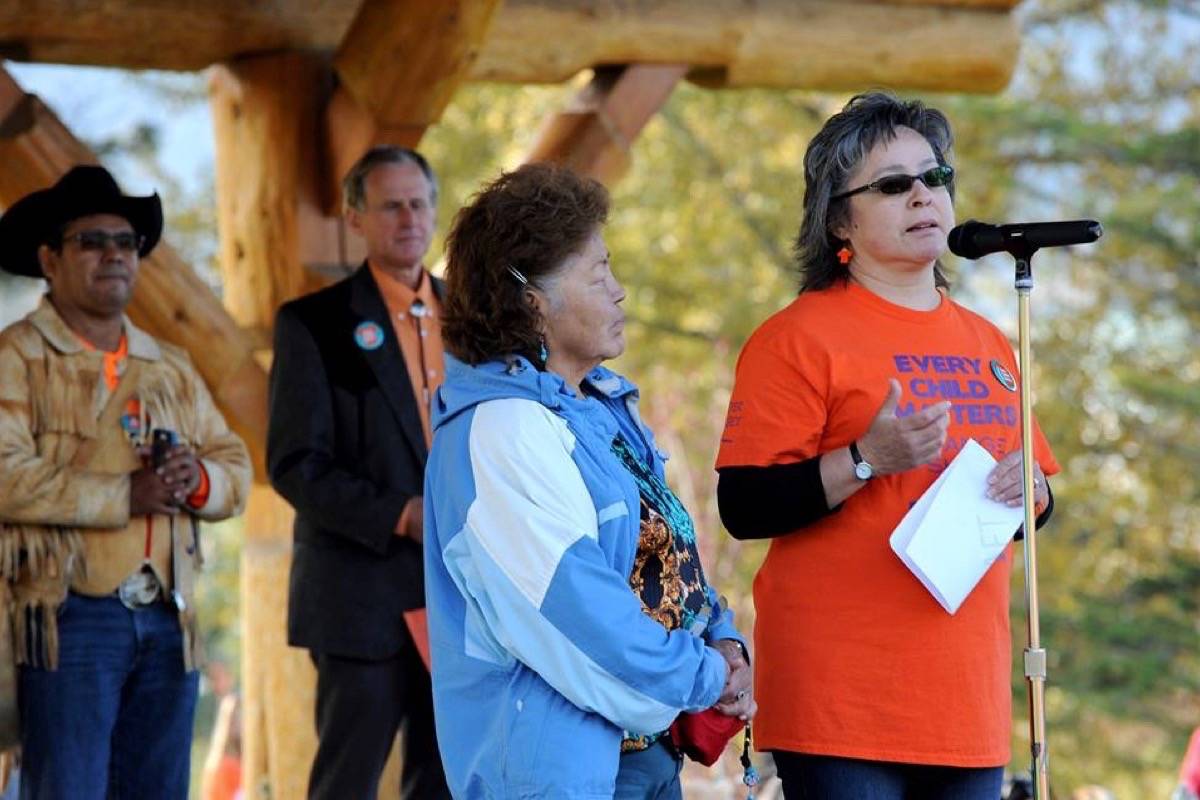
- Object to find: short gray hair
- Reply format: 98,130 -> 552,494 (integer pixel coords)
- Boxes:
795,91 -> 955,293
342,146 -> 439,212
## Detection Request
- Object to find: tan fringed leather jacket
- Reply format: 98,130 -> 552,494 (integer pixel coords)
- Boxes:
0,298 -> 251,695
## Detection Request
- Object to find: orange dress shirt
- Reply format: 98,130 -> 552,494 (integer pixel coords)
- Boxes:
367,262 -> 446,537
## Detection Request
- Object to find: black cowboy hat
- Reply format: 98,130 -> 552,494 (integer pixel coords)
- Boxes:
0,164 -> 163,278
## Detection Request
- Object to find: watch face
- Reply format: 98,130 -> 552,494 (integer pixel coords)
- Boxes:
854,462 -> 873,480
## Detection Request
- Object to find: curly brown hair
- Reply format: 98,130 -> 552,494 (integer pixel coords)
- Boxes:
442,163 -> 609,365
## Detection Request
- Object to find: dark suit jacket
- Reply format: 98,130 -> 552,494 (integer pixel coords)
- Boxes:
268,265 -> 443,660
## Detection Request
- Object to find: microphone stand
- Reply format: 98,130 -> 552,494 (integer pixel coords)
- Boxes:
1012,246 -> 1050,799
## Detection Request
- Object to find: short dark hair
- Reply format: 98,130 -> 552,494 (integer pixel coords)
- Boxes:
795,91 -> 955,293
342,146 -> 438,211
442,163 -> 609,365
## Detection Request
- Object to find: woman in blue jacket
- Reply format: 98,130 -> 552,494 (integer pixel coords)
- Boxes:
423,163 -> 754,799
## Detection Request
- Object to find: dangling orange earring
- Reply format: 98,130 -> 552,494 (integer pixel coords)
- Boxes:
836,245 -> 853,265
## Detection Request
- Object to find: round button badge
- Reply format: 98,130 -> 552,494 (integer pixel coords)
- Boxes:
354,321 -> 385,351
990,359 -> 1017,392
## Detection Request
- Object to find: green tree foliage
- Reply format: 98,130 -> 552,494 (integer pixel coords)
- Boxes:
943,4 -> 1199,795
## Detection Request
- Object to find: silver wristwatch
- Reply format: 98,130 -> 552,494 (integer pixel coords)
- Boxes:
850,440 -> 874,481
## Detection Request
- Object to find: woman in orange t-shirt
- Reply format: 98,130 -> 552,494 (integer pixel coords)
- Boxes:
716,92 -> 1059,799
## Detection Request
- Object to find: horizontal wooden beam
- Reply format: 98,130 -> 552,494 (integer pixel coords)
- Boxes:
476,1 -> 1022,93
859,0 -> 1019,5
0,0 -> 1022,93
526,64 -> 687,186
0,67 -> 270,479
0,3 -> 344,69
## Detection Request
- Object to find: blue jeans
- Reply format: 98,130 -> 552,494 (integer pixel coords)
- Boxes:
18,593 -> 199,800
614,740 -> 683,800
773,751 -> 1004,800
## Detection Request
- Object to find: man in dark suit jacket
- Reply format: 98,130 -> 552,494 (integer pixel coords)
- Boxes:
268,146 -> 451,799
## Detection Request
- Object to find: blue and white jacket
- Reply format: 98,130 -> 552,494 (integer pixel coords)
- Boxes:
424,355 -> 742,799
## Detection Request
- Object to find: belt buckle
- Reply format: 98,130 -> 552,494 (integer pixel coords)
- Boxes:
117,565 -> 162,610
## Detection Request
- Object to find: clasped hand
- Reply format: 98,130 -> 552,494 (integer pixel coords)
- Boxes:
712,639 -> 755,721
130,444 -> 201,516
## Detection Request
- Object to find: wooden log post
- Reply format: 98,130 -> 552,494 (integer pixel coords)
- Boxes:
237,494 -> 310,800
209,54 -> 342,339
208,51 -> 354,800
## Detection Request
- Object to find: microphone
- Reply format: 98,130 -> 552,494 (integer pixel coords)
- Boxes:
948,219 -> 1103,259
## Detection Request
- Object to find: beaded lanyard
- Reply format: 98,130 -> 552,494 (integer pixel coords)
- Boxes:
740,725 -> 760,798
610,435 -> 759,798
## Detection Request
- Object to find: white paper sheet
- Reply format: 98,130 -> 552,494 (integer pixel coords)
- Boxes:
889,438 -> 1024,614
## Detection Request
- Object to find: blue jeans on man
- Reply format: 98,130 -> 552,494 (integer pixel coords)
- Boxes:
18,593 -> 198,800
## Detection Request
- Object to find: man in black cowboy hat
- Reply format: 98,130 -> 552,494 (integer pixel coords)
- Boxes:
0,165 -> 251,799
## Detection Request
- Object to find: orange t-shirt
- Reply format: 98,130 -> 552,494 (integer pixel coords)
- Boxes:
716,280 -> 1059,767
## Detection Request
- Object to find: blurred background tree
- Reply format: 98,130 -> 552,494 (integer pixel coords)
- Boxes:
2,0 -> 1195,796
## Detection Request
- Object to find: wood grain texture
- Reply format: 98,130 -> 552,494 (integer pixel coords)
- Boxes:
1,0 -> 1022,92
209,54 -> 331,331
333,0 -> 502,126
526,64 -> 687,186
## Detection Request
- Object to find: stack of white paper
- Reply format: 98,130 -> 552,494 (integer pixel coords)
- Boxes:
889,438 -> 1024,614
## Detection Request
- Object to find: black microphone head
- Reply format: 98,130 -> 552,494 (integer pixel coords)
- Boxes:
948,220 -> 991,259
950,218 -> 1103,260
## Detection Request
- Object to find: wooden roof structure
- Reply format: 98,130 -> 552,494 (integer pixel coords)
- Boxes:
0,1 -> 1024,794
2,1 -> 1022,88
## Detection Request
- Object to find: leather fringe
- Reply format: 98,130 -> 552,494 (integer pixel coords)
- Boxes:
0,525 -> 84,583
12,599 -> 62,670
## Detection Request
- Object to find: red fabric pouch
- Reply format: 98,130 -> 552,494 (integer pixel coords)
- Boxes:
668,709 -> 745,766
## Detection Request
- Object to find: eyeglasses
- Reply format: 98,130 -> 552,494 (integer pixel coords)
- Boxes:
61,230 -> 144,253
831,165 -> 955,201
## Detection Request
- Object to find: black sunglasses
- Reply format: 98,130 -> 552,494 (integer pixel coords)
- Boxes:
832,165 -> 955,201
61,230 -> 145,253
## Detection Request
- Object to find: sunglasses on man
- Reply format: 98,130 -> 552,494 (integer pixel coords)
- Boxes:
832,165 -> 955,201
61,230 -> 145,253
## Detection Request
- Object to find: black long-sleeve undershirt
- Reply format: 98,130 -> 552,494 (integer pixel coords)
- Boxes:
717,457 -> 1055,541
